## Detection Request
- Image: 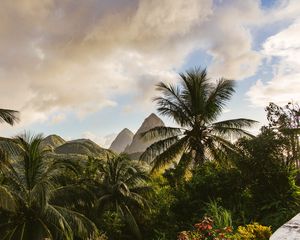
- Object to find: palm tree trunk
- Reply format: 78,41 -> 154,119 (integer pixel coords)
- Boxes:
194,148 -> 205,165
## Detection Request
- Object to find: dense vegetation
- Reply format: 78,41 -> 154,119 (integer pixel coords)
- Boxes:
0,68 -> 299,240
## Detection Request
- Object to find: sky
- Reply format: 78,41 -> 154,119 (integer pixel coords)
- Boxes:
1,0 -> 300,147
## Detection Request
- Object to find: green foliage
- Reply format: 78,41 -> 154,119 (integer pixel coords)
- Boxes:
140,176 -> 178,240
0,108 -> 19,125
177,219 -> 272,240
265,102 -> 300,167
87,232 -> 108,240
0,133 -> 97,240
99,211 -> 125,240
141,67 -> 257,175
169,162 -> 244,228
82,154 -> 152,239
205,200 -> 232,229
177,216 -> 234,240
163,126 -> 299,234
236,129 -> 300,228
0,97 -> 298,240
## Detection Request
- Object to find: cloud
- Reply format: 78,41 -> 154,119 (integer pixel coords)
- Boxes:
0,0 -> 212,126
49,113 -> 66,125
82,131 -> 117,148
247,18 -> 300,106
0,0 -> 283,131
202,0 -> 263,80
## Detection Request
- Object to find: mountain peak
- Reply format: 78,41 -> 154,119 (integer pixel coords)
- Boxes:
41,134 -> 66,149
124,113 -> 164,154
147,113 -> 160,119
120,128 -> 133,134
138,113 -> 164,133
109,128 -> 134,154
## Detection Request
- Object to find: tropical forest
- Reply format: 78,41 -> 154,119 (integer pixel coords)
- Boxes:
0,68 -> 299,240
1,1 -> 300,239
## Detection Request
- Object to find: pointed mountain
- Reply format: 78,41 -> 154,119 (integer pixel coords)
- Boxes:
41,134 -> 66,149
109,128 -> 134,153
125,113 -> 164,155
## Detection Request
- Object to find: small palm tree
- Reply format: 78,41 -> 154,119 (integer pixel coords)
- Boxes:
96,154 -> 151,239
0,109 -> 19,125
0,133 -> 96,240
141,67 -> 257,173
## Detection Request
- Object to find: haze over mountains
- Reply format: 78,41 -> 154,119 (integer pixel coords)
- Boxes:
110,113 -> 165,157
35,113 -> 165,160
40,135 -> 112,159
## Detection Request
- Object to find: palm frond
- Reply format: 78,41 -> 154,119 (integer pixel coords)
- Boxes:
140,126 -> 182,141
151,136 -> 189,173
122,205 -> 142,240
180,68 -> 210,118
0,186 -> 16,212
154,96 -> 192,126
155,82 -> 193,125
213,118 -> 258,129
174,151 -> 194,179
212,119 -> 258,139
205,79 -> 235,121
52,205 -> 97,239
140,136 -> 180,163
0,109 -> 19,126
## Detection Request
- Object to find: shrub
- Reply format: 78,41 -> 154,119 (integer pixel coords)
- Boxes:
177,216 -> 234,240
87,232 -> 108,240
232,223 -> 272,240
205,200 -> 232,228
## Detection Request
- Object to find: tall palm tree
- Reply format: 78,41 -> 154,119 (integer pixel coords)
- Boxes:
0,109 -> 19,126
0,133 -> 96,240
140,67 -> 257,173
96,154 -> 151,239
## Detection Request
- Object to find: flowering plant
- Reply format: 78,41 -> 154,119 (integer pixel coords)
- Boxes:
178,216 -> 233,240
232,222 -> 272,240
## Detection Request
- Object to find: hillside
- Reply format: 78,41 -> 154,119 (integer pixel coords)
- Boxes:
41,134 -> 66,149
55,138 -> 112,158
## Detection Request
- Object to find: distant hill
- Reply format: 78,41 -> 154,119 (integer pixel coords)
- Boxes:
109,128 -> 134,153
55,138 -> 112,158
41,134 -> 66,149
124,113 -> 165,156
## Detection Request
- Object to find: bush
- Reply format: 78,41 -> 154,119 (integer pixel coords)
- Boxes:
177,216 -> 234,240
87,232 -> 108,240
177,218 -> 272,240
232,223 -> 272,240
205,200 -> 232,228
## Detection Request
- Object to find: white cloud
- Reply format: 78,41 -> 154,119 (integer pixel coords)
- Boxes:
0,0 -> 285,131
202,0 -> 263,80
82,131 -> 117,148
247,18 -> 300,106
49,113 -> 66,125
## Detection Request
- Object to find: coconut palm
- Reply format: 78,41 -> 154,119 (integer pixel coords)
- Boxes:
140,67 -> 257,173
96,154 -> 151,239
0,133 -> 96,240
0,109 -> 19,126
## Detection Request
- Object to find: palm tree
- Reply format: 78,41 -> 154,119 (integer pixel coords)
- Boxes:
96,154 -> 151,239
0,109 -> 19,126
140,67 -> 257,174
0,133 -> 96,240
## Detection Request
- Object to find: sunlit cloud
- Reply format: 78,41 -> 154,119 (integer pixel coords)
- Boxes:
247,18 -> 300,106
1,0 -> 298,137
